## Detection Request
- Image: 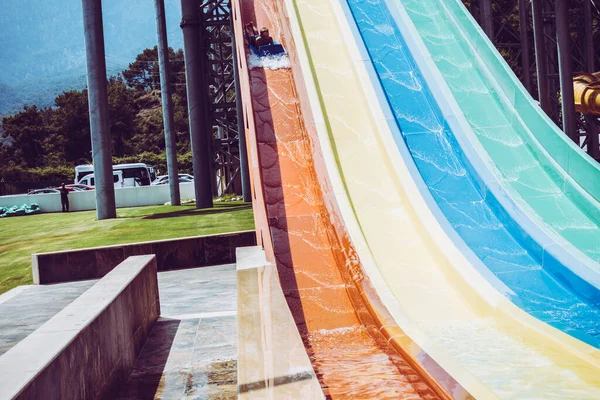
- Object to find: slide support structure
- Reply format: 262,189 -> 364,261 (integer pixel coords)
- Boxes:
531,0 -> 550,114
81,0 -> 117,220
155,0 -> 181,206
479,0 -> 493,40
180,0 -> 214,208
231,21 -> 252,203
555,0 -> 577,141
518,0 -> 532,94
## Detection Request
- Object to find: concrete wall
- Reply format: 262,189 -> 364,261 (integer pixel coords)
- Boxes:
33,230 -> 257,284
0,255 -> 160,400
0,182 -> 196,213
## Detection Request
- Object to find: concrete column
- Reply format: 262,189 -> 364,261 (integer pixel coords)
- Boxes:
181,0 -> 213,209
518,0 -> 532,94
155,0 -> 180,206
531,0 -> 550,113
479,0 -> 494,40
231,25 -> 251,203
81,0 -> 116,220
555,0 -> 577,141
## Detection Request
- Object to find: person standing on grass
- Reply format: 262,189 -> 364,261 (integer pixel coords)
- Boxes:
59,183 -> 69,212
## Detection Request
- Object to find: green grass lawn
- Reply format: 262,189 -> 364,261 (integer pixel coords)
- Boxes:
0,202 -> 254,294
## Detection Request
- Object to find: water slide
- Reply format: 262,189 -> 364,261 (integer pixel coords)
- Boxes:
232,1 -> 460,398
575,72 -> 600,115
344,0 -> 600,349
401,1 -> 600,273
233,0 -> 600,397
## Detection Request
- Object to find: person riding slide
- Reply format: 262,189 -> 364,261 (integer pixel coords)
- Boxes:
255,27 -> 274,48
245,22 -> 274,49
244,22 -> 259,47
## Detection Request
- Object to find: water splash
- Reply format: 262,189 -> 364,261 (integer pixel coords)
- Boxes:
248,53 -> 291,70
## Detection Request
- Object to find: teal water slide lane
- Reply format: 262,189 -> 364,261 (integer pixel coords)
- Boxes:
400,0 -> 600,265
437,0 -> 600,203
339,0 -> 600,347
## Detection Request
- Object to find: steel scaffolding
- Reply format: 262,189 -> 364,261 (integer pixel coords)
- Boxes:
190,0 -> 250,199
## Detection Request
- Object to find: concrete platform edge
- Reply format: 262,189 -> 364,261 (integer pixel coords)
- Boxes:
236,246 -> 324,399
0,255 -> 160,400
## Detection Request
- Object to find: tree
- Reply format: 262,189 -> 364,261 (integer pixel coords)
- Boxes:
1,46 -> 191,181
122,46 -> 186,95
51,90 -> 91,164
1,105 -> 53,168
108,76 -> 138,157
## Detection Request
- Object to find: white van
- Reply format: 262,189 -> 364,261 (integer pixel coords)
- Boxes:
74,165 -> 94,184
78,171 -> 124,188
115,163 -> 152,187
75,163 -> 155,187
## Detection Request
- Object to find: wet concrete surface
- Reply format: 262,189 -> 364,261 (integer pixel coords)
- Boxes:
114,264 -> 238,400
158,264 -> 237,318
0,264 -> 238,399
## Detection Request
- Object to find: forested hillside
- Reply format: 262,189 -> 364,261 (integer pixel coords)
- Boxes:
0,0 -> 182,117
0,47 -> 192,182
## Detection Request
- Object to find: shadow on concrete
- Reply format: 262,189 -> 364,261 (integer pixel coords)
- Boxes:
110,319 -> 180,399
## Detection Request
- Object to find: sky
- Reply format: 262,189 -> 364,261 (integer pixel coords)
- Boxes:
0,0 -> 183,84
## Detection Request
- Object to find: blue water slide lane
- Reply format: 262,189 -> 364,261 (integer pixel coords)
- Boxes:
339,0 -> 600,347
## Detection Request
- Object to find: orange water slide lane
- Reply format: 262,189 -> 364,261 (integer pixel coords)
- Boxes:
231,0 -> 466,398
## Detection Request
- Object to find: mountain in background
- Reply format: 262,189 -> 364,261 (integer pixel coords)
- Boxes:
0,0 -> 183,117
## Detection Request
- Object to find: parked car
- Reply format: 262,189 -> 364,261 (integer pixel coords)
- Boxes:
153,176 -> 194,186
151,174 -> 194,186
53,186 -> 77,192
58,184 -> 94,192
27,189 -> 60,195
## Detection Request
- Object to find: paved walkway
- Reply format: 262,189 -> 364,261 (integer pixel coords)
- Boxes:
0,280 -> 94,356
0,264 -> 238,399
114,264 -> 238,399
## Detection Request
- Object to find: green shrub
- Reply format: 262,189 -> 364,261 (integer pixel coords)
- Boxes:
0,164 -> 72,181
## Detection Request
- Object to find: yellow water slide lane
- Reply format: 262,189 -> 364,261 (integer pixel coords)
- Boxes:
284,0 -> 600,397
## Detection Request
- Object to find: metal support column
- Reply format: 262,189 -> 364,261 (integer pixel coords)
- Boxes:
479,0 -> 494,40
518,0 -> 532,94
155,0 -> 180,206
81,0 -> 116,220
531,0 -> 550,113
584,115 -> 600,160
555,0 -> 577,141
181,0 -> 213,209
231,26 -> 251,202
582,0 -> 599,158
583,0 -> 596,73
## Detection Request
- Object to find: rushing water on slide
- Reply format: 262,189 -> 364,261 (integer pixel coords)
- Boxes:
344,0 -> 600,349
239,0 -> 442,397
